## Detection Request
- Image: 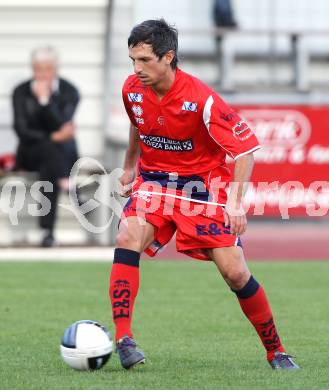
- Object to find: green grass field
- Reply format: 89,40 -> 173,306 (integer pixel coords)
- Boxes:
1,259 -> 329,390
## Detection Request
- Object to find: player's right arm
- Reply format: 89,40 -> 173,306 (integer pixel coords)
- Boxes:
120,123 -> 140,197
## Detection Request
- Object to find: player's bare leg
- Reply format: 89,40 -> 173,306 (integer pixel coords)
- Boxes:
208,246 -> 299,370
115,216 -> 155,253
109,216 -> 154,369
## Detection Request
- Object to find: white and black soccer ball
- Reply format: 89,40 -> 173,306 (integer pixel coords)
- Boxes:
60,320 -> 113,371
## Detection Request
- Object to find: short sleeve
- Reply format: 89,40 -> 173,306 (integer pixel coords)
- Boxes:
203,94 -> 260,159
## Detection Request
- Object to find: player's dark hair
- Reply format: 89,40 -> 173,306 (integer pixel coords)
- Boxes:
128,19 -> 178,69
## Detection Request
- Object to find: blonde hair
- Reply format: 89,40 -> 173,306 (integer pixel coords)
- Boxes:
31,46 -> 59,67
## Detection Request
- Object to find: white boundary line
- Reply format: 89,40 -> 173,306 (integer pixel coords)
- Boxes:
0,247 -> 115,262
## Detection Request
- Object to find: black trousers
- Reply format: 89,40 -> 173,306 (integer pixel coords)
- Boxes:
16,139 -> 78,232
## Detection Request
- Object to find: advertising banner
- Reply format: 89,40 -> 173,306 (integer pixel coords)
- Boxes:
231,105 -> 329,217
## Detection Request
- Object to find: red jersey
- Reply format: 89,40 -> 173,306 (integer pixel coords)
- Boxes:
122,68 -> 260,204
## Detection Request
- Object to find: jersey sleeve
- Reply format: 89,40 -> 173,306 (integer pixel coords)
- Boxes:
202,93 -> 260,159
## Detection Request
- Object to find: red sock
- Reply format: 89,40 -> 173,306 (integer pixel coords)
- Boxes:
234,276 -> 285,361
109,248 -> 140,341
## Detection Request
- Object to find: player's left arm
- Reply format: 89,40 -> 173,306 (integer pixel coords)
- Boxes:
224,153 -> 254,235
203,92 -> 260,235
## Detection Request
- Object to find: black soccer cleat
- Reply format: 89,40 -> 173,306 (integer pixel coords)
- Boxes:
116,336 -> 145,369
269,351 -> 300,370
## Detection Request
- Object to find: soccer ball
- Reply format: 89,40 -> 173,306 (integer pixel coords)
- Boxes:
60,320 -> 113,371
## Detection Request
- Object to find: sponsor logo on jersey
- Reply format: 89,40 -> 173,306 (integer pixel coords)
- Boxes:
157,116 -> 165,125
135,117 -> 144,124
232,121 -> 251,138
132,104 -> 143,117
128,93 -> 143,102
182,101 -> 198,112
220,112 -> 238,122
139,134 -> 194,152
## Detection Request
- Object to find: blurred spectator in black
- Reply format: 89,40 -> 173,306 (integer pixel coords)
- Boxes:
213,0 -> 237,29
12,46 -> 80,247
212,0 -> 238,84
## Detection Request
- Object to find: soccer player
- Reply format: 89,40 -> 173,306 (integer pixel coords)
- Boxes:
109,19 -> 299,371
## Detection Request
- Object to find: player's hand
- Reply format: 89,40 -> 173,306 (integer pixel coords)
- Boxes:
119,169 -> 135,197
51,122 -> 75,142
60,122 -> 76,140
224,202 -> 247,236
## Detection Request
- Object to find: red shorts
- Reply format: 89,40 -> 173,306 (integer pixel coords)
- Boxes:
121,189 -> 241,261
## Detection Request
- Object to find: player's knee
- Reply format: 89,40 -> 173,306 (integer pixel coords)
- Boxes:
116,230 -> 142,252
223,267 -> 250,290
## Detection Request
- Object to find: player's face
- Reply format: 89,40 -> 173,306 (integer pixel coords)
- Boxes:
129,43 -> 173,86
33,61 -> 57,84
